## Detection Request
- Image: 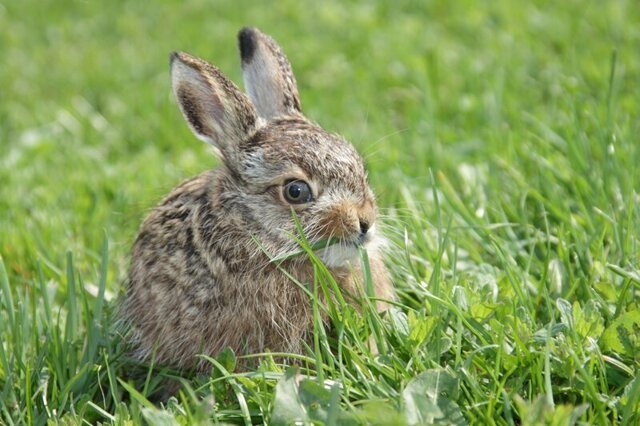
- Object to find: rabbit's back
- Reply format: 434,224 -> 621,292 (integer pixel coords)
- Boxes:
125,172 -> 219,366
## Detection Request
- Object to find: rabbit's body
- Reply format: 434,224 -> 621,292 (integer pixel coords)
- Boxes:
120,28 -> 393,370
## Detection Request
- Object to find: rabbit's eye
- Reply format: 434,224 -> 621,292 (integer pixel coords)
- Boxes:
283,180 -> 313,204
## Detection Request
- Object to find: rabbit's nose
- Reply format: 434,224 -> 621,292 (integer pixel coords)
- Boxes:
357,201 -> 376,237
359,219 -> 370,235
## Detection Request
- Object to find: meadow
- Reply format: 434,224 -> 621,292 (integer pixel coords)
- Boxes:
1,0 -> 639,424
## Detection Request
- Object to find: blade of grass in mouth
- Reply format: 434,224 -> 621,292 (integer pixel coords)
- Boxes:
269,237 -> 342,262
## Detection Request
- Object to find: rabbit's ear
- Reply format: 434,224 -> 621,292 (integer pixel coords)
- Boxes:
171,52 -> 258,159
238,27 -> 302,120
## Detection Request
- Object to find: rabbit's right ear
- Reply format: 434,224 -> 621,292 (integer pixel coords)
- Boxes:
171,52 -> 258,160
238,27 -> 302,120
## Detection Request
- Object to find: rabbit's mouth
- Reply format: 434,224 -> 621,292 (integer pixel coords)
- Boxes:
316,243 -> 361,268
316,232 -> 374,268
354,231 -> 372,246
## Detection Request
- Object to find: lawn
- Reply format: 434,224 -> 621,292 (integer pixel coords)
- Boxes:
1,0 -> 639,424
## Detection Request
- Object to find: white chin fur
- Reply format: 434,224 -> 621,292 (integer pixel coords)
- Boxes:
317,244 -> 361,268
316,225 -> 383,268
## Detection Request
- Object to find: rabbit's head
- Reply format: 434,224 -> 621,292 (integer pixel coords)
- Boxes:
171,28 -> 380,267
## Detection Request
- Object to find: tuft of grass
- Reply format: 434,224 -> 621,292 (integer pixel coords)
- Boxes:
1,0 -> 639,424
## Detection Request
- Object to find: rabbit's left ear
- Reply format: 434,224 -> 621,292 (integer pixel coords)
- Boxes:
171,52 -> 258,163
238,27 -> 302,120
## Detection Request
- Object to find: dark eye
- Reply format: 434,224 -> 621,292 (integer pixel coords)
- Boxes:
283,180 -> 313,204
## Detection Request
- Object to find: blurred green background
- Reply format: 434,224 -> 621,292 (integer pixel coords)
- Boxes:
1,0 -> 640,423
2,0 -> 638,287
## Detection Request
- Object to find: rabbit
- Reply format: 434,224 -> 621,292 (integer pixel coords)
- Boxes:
119,27 -> 394,371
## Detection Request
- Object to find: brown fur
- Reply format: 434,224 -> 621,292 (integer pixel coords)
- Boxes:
119,28 -> 393,371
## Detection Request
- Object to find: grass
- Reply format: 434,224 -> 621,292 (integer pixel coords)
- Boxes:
1,0 -> 639,424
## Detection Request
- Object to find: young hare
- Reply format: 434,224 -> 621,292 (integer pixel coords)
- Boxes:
120,27 -> 393,370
